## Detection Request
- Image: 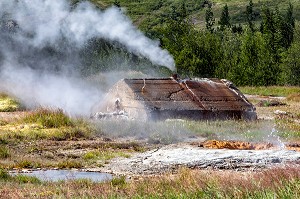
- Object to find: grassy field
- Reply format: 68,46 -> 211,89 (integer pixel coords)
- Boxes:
0,88 -> 300,197
1,166 -> 300,198
239,86 -> 300,97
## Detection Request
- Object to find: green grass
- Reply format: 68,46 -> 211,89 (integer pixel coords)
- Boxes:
96,119 -> 289,143
15,160 -> 41,169
57,160 -> 83,169
111,175 -> 126,187
0,94 -> 21,112
239,86 -> 300,97
0,169 -> 41,184
0,108 -> 94,142
21,108 -> 74,128
83,150 -> 130,162
14,175 -> 41,184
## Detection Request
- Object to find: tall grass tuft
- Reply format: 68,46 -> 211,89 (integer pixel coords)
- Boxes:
0,169 -> 11,181
57,160 -> 83,169
15,175 -> 41,184
0,146 -> 10,159
16,160 -> 41,169
21,108 -> 74,128
111,175 -> 126,187
0,93 -> 21,112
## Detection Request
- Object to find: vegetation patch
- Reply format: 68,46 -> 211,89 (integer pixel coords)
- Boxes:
15,160 -> 41,169
240,86 -> 300,97
0,169 -> 41,184
14,175 -> 41,184
1,167 -> 300,197
57,160 -> 83,169
20,108 -> 74,128
111,175 -> 126,187
0,146 -> 10,159
0,94 -> 21,112
83,150 -> 130,165
0,109 -> 94,143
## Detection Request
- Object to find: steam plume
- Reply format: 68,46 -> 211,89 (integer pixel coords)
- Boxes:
0,0 -> 175,115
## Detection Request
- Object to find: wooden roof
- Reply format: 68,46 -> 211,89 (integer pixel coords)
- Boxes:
123,78 -> 255,112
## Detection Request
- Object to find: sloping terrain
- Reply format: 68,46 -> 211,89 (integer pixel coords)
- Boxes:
89,0 -> 300,29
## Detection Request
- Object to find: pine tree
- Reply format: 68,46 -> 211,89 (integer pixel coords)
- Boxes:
179,2 -> 187,20
205,4 -> 215,33
113,0 -> 121,8
261,7 -> 278,55
246,0 -> 255,31
281,3 -> 295,48
219,4 -> 231,31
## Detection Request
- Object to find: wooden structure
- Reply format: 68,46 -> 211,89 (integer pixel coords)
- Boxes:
93,77 -> 257,120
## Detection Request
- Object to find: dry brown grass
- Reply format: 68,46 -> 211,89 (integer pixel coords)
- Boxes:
1,166 -> 300,198
287,93 -> 300,102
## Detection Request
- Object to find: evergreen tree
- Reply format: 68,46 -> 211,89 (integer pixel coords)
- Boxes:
219,4 -> 231,31
281,3 -> 295,48
159,2 -> 193,68
281,33 -> 300,85
232,24 -> 243,34
205,4 -> 215,33
233,31 -> 277,86
246,0 -> 255,31
215,30 -> 241,79
113,0 -> 121,8
261,7 -> 282,61
178,2 -> 188,20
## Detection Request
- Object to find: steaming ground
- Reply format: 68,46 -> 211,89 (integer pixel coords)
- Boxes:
100,143 -> 300,175
0,0 -> 174,116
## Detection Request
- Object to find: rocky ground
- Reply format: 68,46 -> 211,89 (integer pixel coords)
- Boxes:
98,94 -> 300,176
101,143 -> 300,175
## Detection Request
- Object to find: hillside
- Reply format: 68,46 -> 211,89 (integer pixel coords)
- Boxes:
88,0 -> 300,30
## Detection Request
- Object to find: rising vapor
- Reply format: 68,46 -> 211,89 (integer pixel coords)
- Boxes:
0,0 -> 175,115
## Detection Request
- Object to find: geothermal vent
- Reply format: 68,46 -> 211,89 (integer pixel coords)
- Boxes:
93,77 -> 257,120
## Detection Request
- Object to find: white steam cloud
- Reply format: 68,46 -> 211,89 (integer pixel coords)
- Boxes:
0,0 -> 175,116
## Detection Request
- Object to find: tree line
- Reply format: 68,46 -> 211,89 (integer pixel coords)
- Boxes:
155,1 -> 300,86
